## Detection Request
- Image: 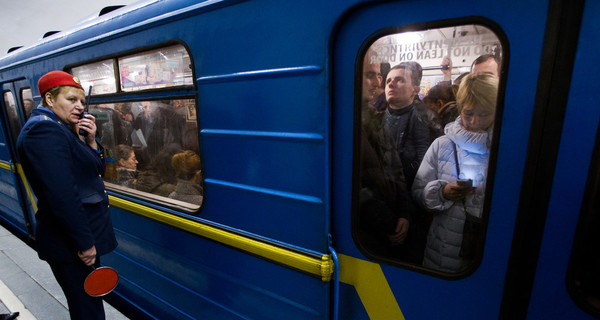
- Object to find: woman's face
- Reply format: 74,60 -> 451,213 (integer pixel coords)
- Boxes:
461,105 -> 495,132
120,151 -> 138,170
46,87 -> 85,125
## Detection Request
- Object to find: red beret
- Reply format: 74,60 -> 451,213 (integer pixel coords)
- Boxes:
38,70 -> 84,96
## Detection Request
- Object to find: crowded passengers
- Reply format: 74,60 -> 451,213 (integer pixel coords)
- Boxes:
359,53 -> 500,272
92,99 -> 203,207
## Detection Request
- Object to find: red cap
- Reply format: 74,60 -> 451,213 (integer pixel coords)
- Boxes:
38,71 -> 83,96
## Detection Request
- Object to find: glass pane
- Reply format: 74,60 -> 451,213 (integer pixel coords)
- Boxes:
118,45 -> 193,92
91,99 -> 202,211
21,88 -> 34,120
71,59 -> 117,94
356,24 -> 502,274
3,91 -> 22,146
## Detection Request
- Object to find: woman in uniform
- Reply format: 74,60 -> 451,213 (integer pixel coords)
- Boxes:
16,71 -> 117,320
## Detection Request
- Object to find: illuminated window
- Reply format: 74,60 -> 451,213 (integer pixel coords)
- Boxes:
118,45 -> 193,92
71,59 -> 117,95
354,24 -> 503,275
3,91 -> 21,146
21,88 -> 34,120
70,44 -> 193,95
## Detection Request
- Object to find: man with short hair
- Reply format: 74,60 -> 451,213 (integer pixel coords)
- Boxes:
375,61 -> 435,262
471,54 -> 500,77
362,50 -> 383,109
383,61 -> 435,186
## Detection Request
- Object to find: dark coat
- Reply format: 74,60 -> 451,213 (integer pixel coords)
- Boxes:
16,108 -> 117,262
380,101 -> 438,188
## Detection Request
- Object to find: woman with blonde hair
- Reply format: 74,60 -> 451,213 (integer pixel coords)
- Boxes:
412,73 -> 498,272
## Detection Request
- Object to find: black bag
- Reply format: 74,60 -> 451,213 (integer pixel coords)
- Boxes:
459,216 -> 482,258
452,142 -> 481,259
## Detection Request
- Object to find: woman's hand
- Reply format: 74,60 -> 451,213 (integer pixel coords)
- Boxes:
78,245 -> 97,266
442,181 -> 476,202
78,113 -> 98,149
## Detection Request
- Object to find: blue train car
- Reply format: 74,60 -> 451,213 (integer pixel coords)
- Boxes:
0,0 -> 599,319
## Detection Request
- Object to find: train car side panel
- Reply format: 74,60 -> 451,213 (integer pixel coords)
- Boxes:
526,0 -> 600,318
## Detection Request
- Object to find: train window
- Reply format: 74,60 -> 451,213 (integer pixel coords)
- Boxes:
71,59 -> 118,95
2,90 -> 22,146
118,45 -> 193,92
68,44 -> 201,211
91,99 -> 203,211
567,128 -> 600,317
355,24 -> 503,275
21,88 -> 34,120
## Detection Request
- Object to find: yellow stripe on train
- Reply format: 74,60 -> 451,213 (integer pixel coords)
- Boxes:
109,195 -> 335,281
339,254 -> 405,320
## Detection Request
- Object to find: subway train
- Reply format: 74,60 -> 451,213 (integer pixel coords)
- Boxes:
0,0 -> 599,319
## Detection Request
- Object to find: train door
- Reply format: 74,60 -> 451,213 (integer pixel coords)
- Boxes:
0,79 -> 36,237
522,0 -> 600,318
331,0 -> 581,318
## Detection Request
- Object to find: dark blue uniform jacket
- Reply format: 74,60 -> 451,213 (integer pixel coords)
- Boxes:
16,108 -> 117,262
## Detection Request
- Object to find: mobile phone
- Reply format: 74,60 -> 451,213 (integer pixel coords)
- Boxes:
457,179 -> 473,187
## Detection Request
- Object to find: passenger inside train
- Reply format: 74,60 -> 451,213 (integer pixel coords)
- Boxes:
114,144 -> 138,189
169,150 -> 204,206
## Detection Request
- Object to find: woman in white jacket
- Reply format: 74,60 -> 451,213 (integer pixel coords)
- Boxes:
412,73 -> 498,272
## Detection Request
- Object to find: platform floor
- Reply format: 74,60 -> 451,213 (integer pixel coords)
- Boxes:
0,224 -> 128,319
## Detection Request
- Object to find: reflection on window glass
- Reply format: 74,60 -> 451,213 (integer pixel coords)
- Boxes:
21,88 -> 34,120
3,91 -> 22,146
71,59 -> 117,95
356,24 -> 502,273
91,99 -> 203,210
118,45 -> 193,92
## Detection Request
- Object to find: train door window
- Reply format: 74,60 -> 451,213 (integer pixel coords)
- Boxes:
567,128 -> 600,317
118,45 -> 193,92
2,90 -> 22,146
355,24 -> 504,275
21,88 -> 34,120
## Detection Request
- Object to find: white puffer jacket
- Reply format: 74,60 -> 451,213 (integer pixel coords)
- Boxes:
412,116 -> 491,272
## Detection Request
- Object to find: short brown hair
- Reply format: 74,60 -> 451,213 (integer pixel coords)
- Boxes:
171,150 -> 201,180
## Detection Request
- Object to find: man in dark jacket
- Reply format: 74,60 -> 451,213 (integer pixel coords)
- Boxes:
374,61 -> 437,263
